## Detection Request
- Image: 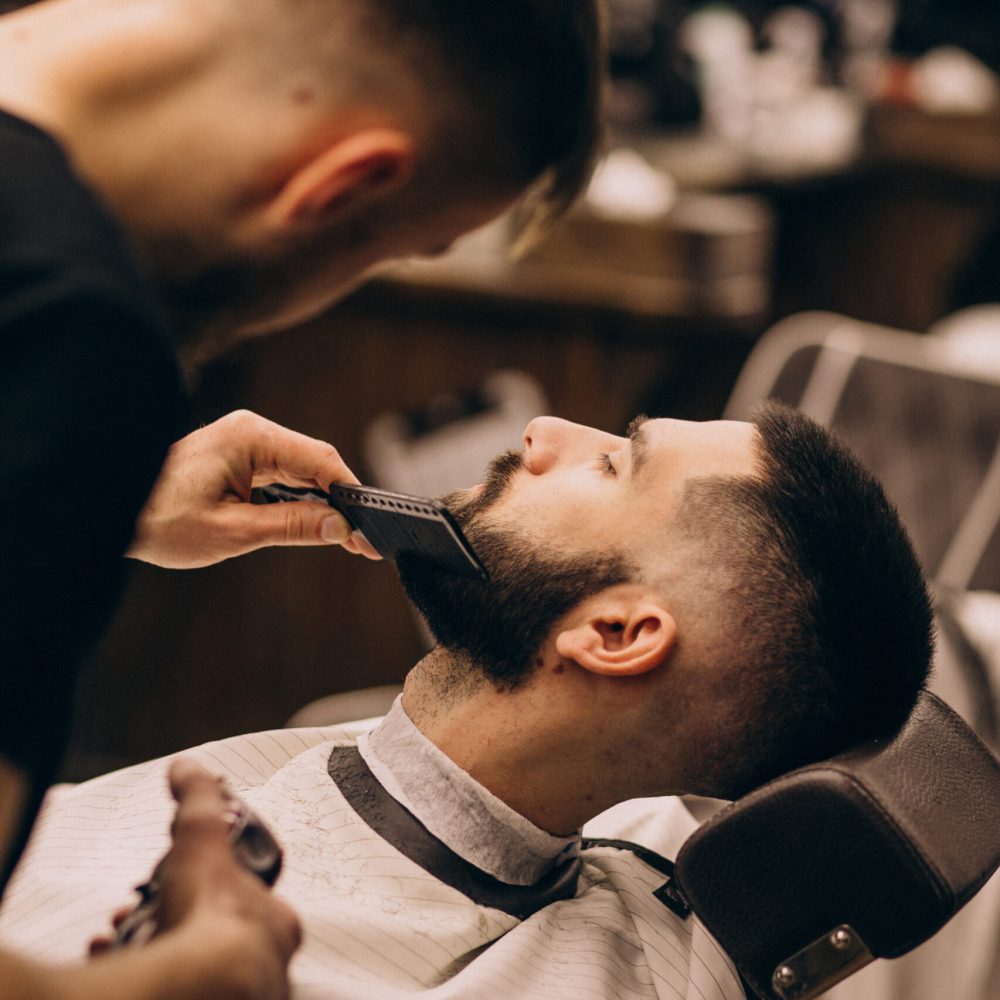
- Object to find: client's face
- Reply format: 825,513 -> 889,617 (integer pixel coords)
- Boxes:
397,415 -> 759,688
397,493 -> 630,689
469,415 -> 760,554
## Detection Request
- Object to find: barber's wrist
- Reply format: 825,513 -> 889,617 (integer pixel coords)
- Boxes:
134,915 -> 286,1000
45,918 -> 283,1000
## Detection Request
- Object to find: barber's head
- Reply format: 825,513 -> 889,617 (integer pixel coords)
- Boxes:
399,402 -> 933,799
8,0 -> 604,339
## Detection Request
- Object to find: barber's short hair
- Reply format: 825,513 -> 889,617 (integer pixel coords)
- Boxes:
5,1 -> 605,231
679,402 -> 934,798
356,1 -> 606,240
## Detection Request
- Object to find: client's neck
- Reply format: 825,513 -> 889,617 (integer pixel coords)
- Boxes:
403,647 -> 653,836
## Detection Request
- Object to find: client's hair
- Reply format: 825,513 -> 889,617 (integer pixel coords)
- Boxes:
678,401 -> 934,798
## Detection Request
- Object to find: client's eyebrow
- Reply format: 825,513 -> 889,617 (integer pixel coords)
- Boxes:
626,415 -> 651,478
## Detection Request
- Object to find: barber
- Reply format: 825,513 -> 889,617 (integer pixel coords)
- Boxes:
2,760 -> 302,1000
0,0 -> 602,996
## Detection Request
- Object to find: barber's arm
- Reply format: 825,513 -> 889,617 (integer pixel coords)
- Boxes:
0,759 -> 301,1000
128,410 -> 379,568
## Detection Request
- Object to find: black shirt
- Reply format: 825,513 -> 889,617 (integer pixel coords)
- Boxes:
0,109 -> 184,887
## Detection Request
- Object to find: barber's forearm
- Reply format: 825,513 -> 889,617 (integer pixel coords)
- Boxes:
0,950 -> 157,1000
0,758 -> 29,883
0,932 -> 274,1000
0,947 -> 187,1000
0,950 -> 69,1000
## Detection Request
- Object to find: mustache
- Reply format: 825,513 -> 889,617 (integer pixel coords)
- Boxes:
440,449 -> 523,525
480,449 -> 523,505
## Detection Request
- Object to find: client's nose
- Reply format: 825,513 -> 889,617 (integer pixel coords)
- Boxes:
522,416 -> 581,474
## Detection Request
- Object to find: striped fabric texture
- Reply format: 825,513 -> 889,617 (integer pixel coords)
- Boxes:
0,723 -> 744,1000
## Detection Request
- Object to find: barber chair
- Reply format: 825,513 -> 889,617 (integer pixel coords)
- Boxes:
715,313 -> 1000,998
289,318 -> 1000,997
667,690 -> 1000,1000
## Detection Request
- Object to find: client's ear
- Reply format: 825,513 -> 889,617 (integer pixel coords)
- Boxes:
266,128 -> 415,230
555,589 -> 677,677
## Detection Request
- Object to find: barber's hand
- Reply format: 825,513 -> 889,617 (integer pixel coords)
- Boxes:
128,410 -> 380,568
91,759 -> 302,1000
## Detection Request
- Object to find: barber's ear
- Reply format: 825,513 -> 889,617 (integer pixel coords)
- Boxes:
555,600 -> 677,677
267,128 -> 415,229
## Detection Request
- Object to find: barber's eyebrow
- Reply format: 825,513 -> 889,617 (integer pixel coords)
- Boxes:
626,414 -> 651,478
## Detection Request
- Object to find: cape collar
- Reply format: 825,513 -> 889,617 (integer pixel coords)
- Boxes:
327,744 -> 581,919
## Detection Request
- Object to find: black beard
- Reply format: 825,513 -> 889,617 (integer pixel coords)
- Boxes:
397,451 -> 630,687
440,449 -> 523,528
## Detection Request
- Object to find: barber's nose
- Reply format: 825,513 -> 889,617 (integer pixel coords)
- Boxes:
522,416 -> 581,474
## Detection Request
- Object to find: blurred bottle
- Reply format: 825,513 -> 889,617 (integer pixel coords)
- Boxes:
606,0 -> 701,129
839,0 -> 900,97
678,6 -> 755,143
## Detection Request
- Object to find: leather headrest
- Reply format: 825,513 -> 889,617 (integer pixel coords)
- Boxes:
673,692 -> 1000,999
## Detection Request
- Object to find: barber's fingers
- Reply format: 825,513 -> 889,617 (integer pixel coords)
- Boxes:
88,930 -> 117,956
168,756 -> 224,803
214,500 -> 381,558
213,410 -> 360,492
210,412 -> 380,557
164,758 -> 303,963
89,905 -> 131,956
89,935 -> 112,957
168,758 -> 233,853
337,531 -> 381,560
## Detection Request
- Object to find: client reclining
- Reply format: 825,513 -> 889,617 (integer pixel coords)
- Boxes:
0,402 -> 934,999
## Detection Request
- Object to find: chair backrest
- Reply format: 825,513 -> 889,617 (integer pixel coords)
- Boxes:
724,311 -> 1000,592
672,691 -> 1000,1000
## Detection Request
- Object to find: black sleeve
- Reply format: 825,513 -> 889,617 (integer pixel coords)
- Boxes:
0,281 -> 183,834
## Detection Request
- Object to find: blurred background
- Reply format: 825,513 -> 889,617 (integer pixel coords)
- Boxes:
61,0 -> 1000,779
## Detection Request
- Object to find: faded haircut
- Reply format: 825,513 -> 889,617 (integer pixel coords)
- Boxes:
350,0 -> 607,244
4,0 -> 606,236
676,401 -> 934,798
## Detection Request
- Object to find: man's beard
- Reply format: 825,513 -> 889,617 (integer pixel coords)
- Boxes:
397,450 -> 631,689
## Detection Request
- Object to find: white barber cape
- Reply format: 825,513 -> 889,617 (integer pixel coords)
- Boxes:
0,713 -> 744,1000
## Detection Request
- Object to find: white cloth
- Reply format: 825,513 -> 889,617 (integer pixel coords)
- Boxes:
358,696 -> 578,885
0,722 -> 744,1000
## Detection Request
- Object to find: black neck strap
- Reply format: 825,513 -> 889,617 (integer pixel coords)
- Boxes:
327,745 -> 581,920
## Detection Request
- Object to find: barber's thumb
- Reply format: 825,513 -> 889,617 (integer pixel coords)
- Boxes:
169,757 -> 222,805
319,512 -> 352,543
254,501 -> 351,546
